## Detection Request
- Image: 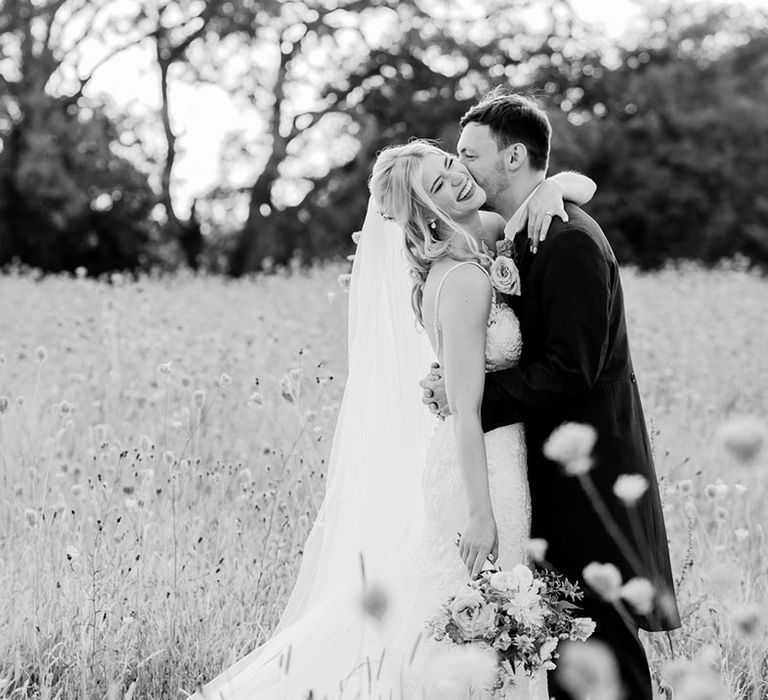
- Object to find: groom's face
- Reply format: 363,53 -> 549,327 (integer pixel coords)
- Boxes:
457,123 -> 508,211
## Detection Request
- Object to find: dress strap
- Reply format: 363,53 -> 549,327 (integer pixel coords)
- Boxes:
433,261 -> 492,359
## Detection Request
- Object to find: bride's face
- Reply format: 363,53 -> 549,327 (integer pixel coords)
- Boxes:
420,152 -> 486,222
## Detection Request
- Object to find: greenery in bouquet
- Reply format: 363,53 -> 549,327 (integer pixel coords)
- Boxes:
426,563 -> 594,691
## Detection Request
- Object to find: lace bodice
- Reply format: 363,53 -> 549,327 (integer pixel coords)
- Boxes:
433,261 -> 522,373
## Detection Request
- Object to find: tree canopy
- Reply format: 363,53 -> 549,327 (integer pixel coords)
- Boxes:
0,0 -> 766,273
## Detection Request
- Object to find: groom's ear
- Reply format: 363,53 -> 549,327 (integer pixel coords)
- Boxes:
504,143 -> 527,173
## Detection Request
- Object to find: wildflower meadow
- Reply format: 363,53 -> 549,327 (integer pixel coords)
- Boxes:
1,260 -> 766,699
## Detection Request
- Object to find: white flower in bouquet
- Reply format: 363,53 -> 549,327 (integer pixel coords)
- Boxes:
538,637 -> 559,671
543,423 -> 597,475
582,562 -> 623,602
489,255 -> 521,296
420,643 -> 498,700
448,589 -> 497,640
570,617 -> 597,641
619,577 -> 656,615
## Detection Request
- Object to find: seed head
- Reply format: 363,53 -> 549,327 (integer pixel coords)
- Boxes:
613,474 -> 649,505
35,346 -> 47,363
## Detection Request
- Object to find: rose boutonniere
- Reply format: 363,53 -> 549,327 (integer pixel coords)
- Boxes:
495,238 -> 514,259
489,255 -> 521,296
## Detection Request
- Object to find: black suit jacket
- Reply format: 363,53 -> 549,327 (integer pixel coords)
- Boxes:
481,203 -> 680,631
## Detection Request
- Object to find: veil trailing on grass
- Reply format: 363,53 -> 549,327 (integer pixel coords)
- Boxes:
276,196 -> 436,630
192,198 -> 437,698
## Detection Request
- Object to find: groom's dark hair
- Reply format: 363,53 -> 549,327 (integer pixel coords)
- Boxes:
460,89 -> 551,172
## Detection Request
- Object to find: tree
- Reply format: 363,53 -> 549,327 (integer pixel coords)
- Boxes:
0,0 -> 160,272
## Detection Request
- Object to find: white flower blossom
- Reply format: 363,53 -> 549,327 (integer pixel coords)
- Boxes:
582,562 -> 623,601
543,423 -> 597,475
619,577 -> 656,615
613,474 -> 649,505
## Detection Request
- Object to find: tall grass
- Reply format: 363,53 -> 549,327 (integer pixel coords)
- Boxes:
0,261 -> 765,698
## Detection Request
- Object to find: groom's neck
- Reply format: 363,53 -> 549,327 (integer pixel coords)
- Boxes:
497,172 -> 547,221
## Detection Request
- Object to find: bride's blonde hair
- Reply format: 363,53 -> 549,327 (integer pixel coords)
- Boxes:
369,141 -> 492,326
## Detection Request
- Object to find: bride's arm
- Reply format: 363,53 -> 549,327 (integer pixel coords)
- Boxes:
438,264 -> 498,578
488,171 -> 597,251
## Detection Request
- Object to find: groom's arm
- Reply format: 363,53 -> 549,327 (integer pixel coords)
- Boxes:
480,228 -> 611,432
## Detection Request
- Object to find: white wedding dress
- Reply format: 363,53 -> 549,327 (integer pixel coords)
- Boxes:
189,211 -> 547,700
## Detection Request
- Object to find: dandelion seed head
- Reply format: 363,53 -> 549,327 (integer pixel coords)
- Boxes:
219,372 -> 232,388
157,361 -> 173,377
582,562 -> 623,601
619,577 -> 656,615
526,538 -> 548,564
557,640 -> 620,700
24,508 -> 38,527
35,346 -> 47,363
193,389 -> 206,408
543,422 -> 597,475
613,473 -> 649,505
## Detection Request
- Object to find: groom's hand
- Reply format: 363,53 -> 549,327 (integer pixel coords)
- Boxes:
419,362 -> 450,420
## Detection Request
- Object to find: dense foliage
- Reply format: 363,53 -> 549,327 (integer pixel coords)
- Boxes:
0,0 -> 766,272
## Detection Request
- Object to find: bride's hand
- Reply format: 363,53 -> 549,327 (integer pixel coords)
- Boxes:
509,179 -> 569,253
460,512 -> 499,578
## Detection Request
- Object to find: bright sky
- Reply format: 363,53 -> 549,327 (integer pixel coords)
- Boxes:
77,0 -> 754,216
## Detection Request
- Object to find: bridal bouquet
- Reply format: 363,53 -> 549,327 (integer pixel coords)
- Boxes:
426,563 -> 594,693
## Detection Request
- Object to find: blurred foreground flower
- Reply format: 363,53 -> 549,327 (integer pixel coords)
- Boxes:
619,577 -> 655,615
419,643 -> 497,700
526,537 -> 548,564
543,422 -> 597,475
612,474 -> 649,505
730,602 -> 762,639
717,416 -> 765,463
582,562 -> 622,602
557,639 -> 621,700
662,650 -> 728,700
360,584 -> 388,622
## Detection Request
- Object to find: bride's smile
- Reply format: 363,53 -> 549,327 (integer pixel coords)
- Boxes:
420,152 -> 487,220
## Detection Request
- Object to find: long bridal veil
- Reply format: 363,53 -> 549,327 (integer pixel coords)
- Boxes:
193,198 -> 436,698
277,196 -> 436,630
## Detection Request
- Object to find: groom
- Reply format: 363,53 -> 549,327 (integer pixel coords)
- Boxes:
421,90 -> 680,699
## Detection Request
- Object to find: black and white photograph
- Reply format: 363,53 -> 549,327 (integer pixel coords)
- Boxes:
1,0 -> 767,698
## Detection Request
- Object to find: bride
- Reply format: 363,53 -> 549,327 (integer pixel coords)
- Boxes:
189,142 -> 595,699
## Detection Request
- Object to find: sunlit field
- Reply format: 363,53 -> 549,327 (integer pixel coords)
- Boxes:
1,261 -> 766,699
